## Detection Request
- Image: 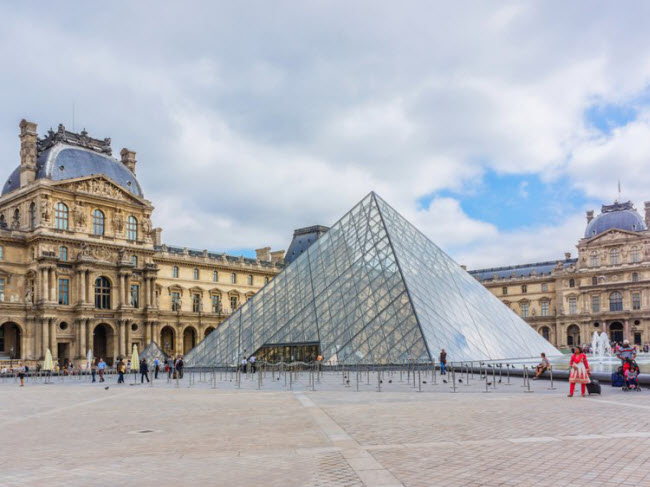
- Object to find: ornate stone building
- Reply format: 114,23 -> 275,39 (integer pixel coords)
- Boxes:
470,200 -> 650,350
0,120 -> 283,366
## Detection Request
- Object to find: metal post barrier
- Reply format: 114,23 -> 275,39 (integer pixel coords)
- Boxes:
506,364 -> 511,385
377,370 -> 381,392
465,363 -> 470,386
483,364 -> 490,393
547,366 -> 556,390
356,369 -> 359,392
418,370 -> 422,392
524,366 -> 533,393
451,367 -> 457,393
432,360 -> 437,385
492,365 -> 496,389
498,364 -> 503,384
521,365 -> 527,387
289,370 -> 293,391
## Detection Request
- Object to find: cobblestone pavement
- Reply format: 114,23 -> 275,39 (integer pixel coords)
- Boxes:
0,370 -> 649,486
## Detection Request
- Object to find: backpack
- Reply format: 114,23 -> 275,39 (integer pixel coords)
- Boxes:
611,372 -> 625,387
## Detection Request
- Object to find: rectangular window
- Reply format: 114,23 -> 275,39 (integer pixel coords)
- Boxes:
172,267 -> 179,278
58,278 -> 69,305
632,292 -> 641,310
0,277 -> 5,301
130,284 -> 139,308
59,246 -> 67,261
631,248 -> 641,263
212,294 -> 221,313
521,303 -> 529,318
192,293 -> 201,312
194,268 -> 199,280
502,287 -> 508,295
541,283 -> 548,292
231,273 -> 237,284
248,274 -> 253,285
591,295 -> 600,313
541,301 -> 549,317
569,297 -> 577,315
171,291 -> 181,311
590,253 -> 599,268
213,270 -> 218,282
230,295 -> 238,310
0,246 -> 4,260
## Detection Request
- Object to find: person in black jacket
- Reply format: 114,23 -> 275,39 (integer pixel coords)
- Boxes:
140,358 -> 150,383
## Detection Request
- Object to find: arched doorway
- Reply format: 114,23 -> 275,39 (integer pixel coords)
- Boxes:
183,327 -> 197,354
93,323 -> 115,365
161,326 -> 175,356
0,322 -> 21,359
609,322 -> 624,343
567,324 -> 580,347
539,326 -> 551,342
205,326 -> 215,338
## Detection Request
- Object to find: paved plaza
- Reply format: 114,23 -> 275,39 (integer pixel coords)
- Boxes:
1,370 -> 650,487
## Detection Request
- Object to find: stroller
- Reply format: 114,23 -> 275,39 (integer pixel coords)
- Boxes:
622,360 -> 642,392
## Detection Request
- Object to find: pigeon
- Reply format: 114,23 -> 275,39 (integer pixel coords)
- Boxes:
487,382 -> 492,386
388,379 -> 393,384
104,386 -> 109,390
458,379 -> 463,383
422,381 -> 426,384
443,379 -> 448,384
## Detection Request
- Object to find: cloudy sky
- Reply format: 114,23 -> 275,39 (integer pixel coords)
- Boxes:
1,2 -> 650,269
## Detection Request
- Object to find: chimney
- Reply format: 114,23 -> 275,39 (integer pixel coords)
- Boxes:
270,250 -> 285,264
565,252 -> 571,260
645,202 -> 650,228
120,148 -> 137,174
256,247 -> 271,262
586,210 -> 594,223
153,227 -> 162,246
19,119 -> 38,187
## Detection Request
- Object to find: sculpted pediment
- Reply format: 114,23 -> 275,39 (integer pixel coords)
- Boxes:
52,176 -> 143,204
584,228 -> 639,244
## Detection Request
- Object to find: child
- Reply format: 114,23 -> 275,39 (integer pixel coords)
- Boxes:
625,361 -> 640,390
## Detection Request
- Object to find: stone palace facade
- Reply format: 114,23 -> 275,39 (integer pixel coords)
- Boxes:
0,120 -> 283,365
470,200 -> 650,350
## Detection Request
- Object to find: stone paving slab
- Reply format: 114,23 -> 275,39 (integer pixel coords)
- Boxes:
0,372 -> 649,486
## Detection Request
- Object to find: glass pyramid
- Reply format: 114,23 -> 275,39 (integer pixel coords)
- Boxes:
186,192 -> 560,366
140,341 -> 168,367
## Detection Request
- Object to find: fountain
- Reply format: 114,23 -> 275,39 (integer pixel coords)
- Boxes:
591,331 -> 612,360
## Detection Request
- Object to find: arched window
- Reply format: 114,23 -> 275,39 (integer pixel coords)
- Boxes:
92,209 -> 105,236
194,268 -> 199,280
540,326 -> 550,341
0,214 -> 6,229
13,208 -> 20,227
126,216 -> 138,241
230,295 -> 238,310
632,272 -> 639,283
213,270 -> 218,282
231,272 -> 237,284
610,248 -> 620,265
55,202 -> 69,230
569,278 -> 575,288
609,291 -> 623,311
29,202 -> 36,229
567,324 -> 580,346
59,246 -> 68,262
172,266 -> 179,278
94,276 -> 111,309
131,255 -> 138,267
630,246 -> 641,263
589,251 -> 599,268
248,274 -> 253,286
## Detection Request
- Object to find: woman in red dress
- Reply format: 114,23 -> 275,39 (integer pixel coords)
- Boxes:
568,346 -> 590,397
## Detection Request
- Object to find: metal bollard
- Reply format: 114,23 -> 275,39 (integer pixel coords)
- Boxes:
356,369 -> 359,392
547,366 -> 556,391
524,366 -> 533,393
432,360 -> 437,385
418,370 -> 422,392
451,367 -> 457,393
483,365 -> 490,393
506,364 -> 511,385
492,366 -> 496,389
377,370 -> 381,392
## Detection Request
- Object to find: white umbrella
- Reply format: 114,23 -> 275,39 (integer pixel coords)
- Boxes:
131,344 -> 140,372
43,349 -> 54,371
86,349 -> 93,370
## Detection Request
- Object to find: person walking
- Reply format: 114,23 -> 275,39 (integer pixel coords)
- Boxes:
241,357 -> 248,374
249,355 -> 257,374
439,349 -> 447,375
16,362 -> 25,387
167,357 -> 174,379
117,359 -> 126,384
568,346 -> 590,397
154,358 -> 160,379
177,356 -> 184,379
97,358 -> 106,382
91,359 -> 98,383
140,358 -> 150,383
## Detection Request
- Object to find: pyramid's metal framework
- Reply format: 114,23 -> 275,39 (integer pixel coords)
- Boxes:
140,341 -> 168,367
186,193 -> 560,366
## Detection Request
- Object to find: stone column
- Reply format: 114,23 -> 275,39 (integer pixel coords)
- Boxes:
117,273 -> 124,308
112,323 -> 119,362
119,320 -> 126,358
42,318 -> 49,358
33,318 -> 41,359
85,271 -> 91,304
49,318 -> 57,358
624,319 -> 630,342
22,320 -> 30,360
48,268 -> 56,302
150,281 -> 156,308
143,278 -> 150,308
124,274 -> 131,307
41,268 -> 48,303
145,321 -> 151,344
125,321 -> 132,355
79,319 -> 86,358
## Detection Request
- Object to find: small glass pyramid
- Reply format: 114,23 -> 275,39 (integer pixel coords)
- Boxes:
186,192 -> 560,366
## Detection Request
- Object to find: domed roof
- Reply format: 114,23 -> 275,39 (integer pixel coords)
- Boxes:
2,125 -> 143,197
584,201 -> 646,238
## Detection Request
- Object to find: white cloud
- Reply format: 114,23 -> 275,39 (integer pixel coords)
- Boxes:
1,2 -> 650,266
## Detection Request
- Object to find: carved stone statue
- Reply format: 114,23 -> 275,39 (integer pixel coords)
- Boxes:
113,209 -> 124,233
142,216 -> 152,235
40,197 -> 51,223
73,202 -> 87,229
